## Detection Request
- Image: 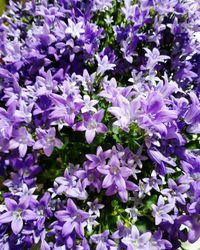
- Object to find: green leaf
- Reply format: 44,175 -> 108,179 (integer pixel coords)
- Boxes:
0,0 -> 5,16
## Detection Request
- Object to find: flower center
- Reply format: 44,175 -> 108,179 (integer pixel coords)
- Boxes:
88,120 -> 97,129
88,174 -> 95,182
13,209 -> 22,219
111,166 -> 120,175
47,136 -> 55,144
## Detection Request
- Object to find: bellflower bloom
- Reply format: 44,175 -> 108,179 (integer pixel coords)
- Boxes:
87,198 -> 104,217
152,196 -> 174,225
30,192 -> 53,230
143,170 -> 164,193
73,110 -> 108,144
96,55 -> 116,75
9,127 -> 35,157
65,19 -> 85,39
55,198 -> 89,238
161,178 -> 189,205
121,225 -> 151,250
97,154 -> 137,202
144,48 -> 170,71
179,215 -> 200,244
149,230 -> 172,250
91,230 -> 116,250
81,95 -> 98,113
33,127 -> 63,156
0,198 -> 37,235
138,92 -> 177,135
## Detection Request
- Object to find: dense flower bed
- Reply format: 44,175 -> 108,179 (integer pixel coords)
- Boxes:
0,0 -> 200,249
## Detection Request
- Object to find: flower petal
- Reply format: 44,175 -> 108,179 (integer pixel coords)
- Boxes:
85,129 -> 95,144
11,217 -> 23,235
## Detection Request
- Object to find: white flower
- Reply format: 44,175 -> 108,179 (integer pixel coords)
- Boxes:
81,95 -> 98,113
96,55 -> 116,75
65,19 -> 84,39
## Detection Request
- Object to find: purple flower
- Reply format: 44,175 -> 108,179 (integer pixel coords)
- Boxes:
33,127 -> 63,156
15,100 -> 33,123
9,127 -> 35,157
91,230 -> 116,250
75,167 -> 102,192
148,148 -> 176,175
96,55 -> 116,75
0,104 -> 16,139
30,192 -> 53,230
144,48 -> 170,71
50,94 -> 83,127
152,196 -> 174,225
138,92 -> 177,135
98,154 -> 137,202
55,198 -> 89,238
121,225 -> 151,250
85,146 -> 111,170
149,230 -> 172,250
73,110 -> 108,144
0,198 -> 37,235
184,92 -> 200,133
87,198 -> 104,217
161,178 -> 189,205
179,215 -> 200,243
143,170 -> 164,193
188,199 -> 200,214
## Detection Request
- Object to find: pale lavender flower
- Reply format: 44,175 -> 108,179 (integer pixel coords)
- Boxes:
76,69 -> 95,93
143,170 -> 164,193
108,95 -> 139,132
121,225 -> 151,250
86,215 -> 99,233
91,230 -> 116,250
92,0 -> 113,12
96,55 -> 116,75
87,198 -> 104,217
9,127 -> 35,157
15,100 -> 33,123
33,127 -> 63,156
15,183 -> 37,204
35,69 -> 57,96
121,0 -> 134,19
144,48 -> 170,71
73,110 -> 107,144
152,196 -> 174,225
125,207 -> 140,221
161,178 -> 189,205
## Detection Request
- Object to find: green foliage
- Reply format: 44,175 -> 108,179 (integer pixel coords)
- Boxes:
0,0 -> 6,16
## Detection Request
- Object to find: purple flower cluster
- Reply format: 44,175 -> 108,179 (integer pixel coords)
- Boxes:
0,0 -> 200,249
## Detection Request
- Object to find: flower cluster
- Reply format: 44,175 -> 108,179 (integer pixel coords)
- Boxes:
0,0 -> 200,249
